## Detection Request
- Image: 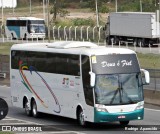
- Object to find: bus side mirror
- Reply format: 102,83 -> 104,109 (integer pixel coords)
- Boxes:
140,69 -> 150,85
89,72 -> 96,87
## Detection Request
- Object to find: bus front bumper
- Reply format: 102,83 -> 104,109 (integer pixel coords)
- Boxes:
30,34 -> 45,39
94,108 -> 144,123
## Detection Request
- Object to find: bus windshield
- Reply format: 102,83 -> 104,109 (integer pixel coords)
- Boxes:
30,24 -> 45,33
94,73 -> 143,105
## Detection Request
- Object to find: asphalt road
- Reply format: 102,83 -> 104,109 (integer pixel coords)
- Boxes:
0,86 -> 160,134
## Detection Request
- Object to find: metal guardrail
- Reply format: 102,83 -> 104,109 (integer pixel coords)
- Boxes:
147,69 -> 160,78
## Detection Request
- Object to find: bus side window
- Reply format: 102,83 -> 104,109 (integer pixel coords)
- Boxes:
81,55 -> 94,106
68,55 -> 80,76
27,51 -> 36,69
11,50 -> 27,69
34,52 -> 47,72
11,50 -> 18,69
46,53 -> 57,73
56,54 -> 68,75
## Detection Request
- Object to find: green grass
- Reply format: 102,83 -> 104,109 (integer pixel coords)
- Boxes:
137,53 -> 160,69
0,132 -> 14,134
0,42 -> 14,55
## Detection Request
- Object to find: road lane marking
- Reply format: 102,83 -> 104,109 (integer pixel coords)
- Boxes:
0,123 -> 37,125
144,108 -> 160,112
5,116 -> 84,134
7,116 -> 42,125
18,132 -> 85,134
0,85 -> 10,88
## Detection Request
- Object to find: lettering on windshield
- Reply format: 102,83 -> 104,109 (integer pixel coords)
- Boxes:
101,60 -> 132,68
92,54 -> 140,74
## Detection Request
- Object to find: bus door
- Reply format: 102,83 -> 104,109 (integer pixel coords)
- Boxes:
81,55 -> 94,122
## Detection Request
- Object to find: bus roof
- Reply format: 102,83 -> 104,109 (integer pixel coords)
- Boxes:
6,17 -> 44,21
11,41 -> 136,56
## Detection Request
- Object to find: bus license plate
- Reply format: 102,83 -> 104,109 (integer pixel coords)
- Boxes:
118,116 -> 126,119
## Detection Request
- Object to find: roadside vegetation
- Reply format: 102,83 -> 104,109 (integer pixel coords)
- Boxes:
0,42 -> 14,55
137,53 -> 160,69
0,132 -> 14,134
2,0 -> 157,27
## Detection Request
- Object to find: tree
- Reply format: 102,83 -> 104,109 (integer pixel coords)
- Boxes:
50,0 -> 69,22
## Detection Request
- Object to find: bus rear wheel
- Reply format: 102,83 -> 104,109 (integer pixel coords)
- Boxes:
11,33 -> 15,40
24,99 -> 31,116
24,34 -> 27,40
77,108 -> 86,127
31,100 -> 39,118
119,121 -> 129,126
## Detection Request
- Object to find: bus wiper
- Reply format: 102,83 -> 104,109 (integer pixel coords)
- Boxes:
109,82 -> 135,105
109,87 -> 119,105
121,87 -> 135,104
110,81 -> 123,105
119,83 -> 123,103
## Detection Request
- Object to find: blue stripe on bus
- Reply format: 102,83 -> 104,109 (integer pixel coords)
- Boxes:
8,26 -> 21,38
94,108 -> 144,122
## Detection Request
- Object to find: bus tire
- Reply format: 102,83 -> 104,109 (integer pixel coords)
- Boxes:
11,33 -> 15,40
24,99 -> 32,116
138,39 -> 145,47
24,34 -> 27,40
119,121 -> 129,126
133,39 -> 137,46
77,108 -> 86,127
31,100 -> 39,118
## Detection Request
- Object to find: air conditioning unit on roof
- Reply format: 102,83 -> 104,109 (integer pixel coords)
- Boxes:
47,41 -> 98,49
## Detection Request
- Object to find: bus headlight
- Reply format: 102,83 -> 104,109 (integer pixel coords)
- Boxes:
31,30 -> 35,33
135,101 -> 144,110
95,104 -> 108,112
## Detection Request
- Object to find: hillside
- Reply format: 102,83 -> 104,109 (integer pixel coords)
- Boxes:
16,0 -> 158,12
2,0 -> 158,27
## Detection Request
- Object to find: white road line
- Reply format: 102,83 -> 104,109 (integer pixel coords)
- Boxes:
6,116 -> 83,134
18,132 -> 85,134
144,108 -> 160,112
0,123 -> 37,125
0,85 -> 10,88
7,116 -> 42,125
2,118 -> 17,121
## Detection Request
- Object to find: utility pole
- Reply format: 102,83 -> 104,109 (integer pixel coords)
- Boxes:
159,0 -> 160,23
47,0 -> 50,43
1,0 -> 4,36
12,0 -> 14,15
1,0 -> 3,26
95,0 -> 99,28
115,0 -> 117,12
30,0 -> 32,16
54,0 -> 57,21
43,0 -> 45,21
140,0 -> 142,12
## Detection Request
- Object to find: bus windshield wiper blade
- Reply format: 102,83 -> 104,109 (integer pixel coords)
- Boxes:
109,88 -> 119,105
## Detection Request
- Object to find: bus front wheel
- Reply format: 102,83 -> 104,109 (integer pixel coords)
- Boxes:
77,108 -> 86,127
119,121 -> 129,126
24,99 -> 31,116
31,100 -> 39,118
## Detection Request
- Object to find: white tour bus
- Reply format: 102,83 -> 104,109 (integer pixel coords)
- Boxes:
5,17 -> 46,39
10,41 -> 150,126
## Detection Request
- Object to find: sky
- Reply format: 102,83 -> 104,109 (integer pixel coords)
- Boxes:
0,0 -> 17,8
